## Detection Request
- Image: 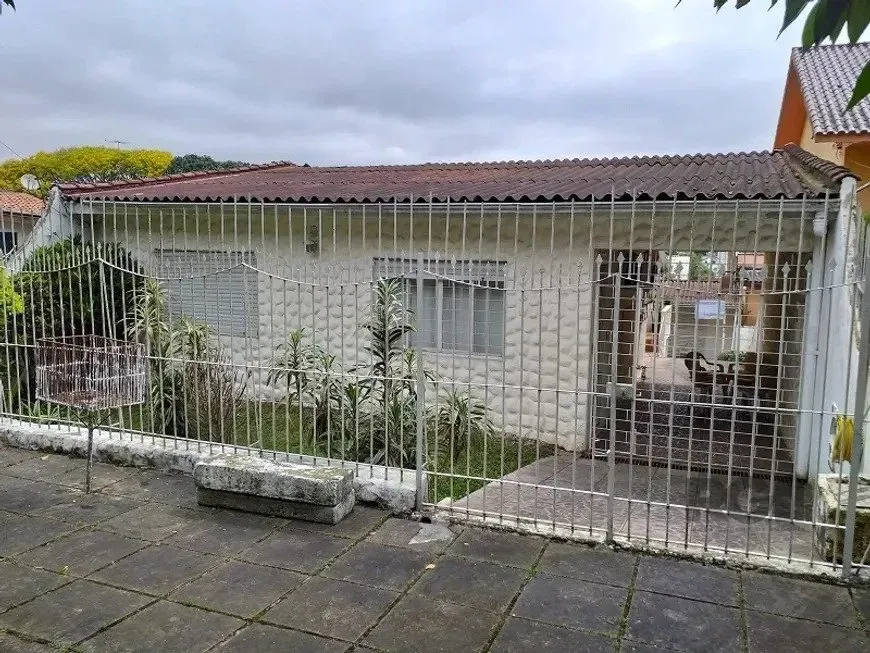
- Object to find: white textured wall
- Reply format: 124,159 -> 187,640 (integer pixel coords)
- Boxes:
98,202 -> 815,452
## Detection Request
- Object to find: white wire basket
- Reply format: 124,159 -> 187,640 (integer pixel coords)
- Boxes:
35,335 -> 147,410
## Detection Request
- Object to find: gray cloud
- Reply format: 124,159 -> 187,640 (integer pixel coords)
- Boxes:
0,0 -> 796,165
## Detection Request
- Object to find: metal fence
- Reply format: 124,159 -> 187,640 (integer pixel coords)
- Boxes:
2,196 -> 868,577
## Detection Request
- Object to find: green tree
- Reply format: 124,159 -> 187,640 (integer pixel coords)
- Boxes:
701,1 -> 870,109
688,252 -> 715,281
165,154 -> 249,175
0,268 -> 23,326
0,146 -> 173,197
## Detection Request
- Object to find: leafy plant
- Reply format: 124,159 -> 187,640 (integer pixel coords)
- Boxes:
267,328 -> 322,404
693,2 -> 870,109
1,239 -> 142,411
428,388 -> 497,465
719,349 -> 748,362
0,268 -> 23,326
361,279 -> 415,408
127,280 -> 247,443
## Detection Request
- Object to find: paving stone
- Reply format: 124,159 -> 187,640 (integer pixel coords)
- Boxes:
294,505 -> 390,539
216,624 -> 349,653
1,480 -> 83,514
635,557 -> 738,605
490,616 -> 614,653
0,447 -> 43,467
411,555 -> 526,612
366,518 -> 460,554
264,576 -> 397,641
89,544 -> 218,595
323,542 -> 432,590
163,507 -> 285,555
5,455 -> 83,481
364,594 -> 500,653
51,462 -> 136,491
742,572 -> 860,628
512,573 -> 627,634
0,514 -> 74,556
103,469 -> 196,507
170,560 -> 305,617
0,632 -> 55,652
620,640 -> 681,652
99,503 -> 203,542
33,493 -> 141,526
0,580 -> 150,645
626,591 -> 740,652
18,530 -> 146,577
745,610 -> 869,651
538,543 -> 636,587
240,528 -> 350,572
0,474 -> 34,493
447,528 -> 545,568
853,587 -> 870,627
0,561 -> 67,611
83,600 -> 243,653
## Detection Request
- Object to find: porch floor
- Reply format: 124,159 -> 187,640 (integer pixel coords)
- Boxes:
448,455 -> 817,562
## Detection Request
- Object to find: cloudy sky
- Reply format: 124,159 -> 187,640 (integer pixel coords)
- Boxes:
1,0 -> 800,166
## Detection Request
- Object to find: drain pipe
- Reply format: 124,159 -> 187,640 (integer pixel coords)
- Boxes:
797,208 -> 828,479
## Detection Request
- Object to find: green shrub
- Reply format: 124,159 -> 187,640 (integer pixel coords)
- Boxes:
1,238 -> 143,410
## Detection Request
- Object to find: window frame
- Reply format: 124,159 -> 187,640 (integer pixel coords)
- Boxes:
155,248 -> 259,339
373,257 -> 507,357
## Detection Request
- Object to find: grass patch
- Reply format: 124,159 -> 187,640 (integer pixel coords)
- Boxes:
115,400 -> 555,502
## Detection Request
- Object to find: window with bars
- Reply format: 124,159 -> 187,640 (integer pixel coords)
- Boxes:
373,258 -> 506,356
156,249 -> 258,338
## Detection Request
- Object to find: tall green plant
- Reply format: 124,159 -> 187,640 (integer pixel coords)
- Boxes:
127,280 -> 246,443
267,328 -> 322,403
362,279 -> 415,407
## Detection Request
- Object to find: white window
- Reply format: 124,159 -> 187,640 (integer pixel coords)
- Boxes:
156,249 -> 258,338
373,258 -> 506,355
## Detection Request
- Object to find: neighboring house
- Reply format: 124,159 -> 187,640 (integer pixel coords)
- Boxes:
16,146 -> 862,479
0,190 -> 44,262
774,42 -> 870,207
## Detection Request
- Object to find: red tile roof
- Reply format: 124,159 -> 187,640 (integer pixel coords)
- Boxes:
60,144 -> 853,204
792,43 -> 870,137
0,190 -> 45,216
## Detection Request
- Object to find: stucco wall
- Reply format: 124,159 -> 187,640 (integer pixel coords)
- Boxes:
800,118 -> 844,164
96,202 -> 815,452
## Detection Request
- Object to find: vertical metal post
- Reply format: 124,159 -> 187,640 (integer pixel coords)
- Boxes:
415,252 -> 426,513
842,246 -> 870,576
607,258 -> 622,540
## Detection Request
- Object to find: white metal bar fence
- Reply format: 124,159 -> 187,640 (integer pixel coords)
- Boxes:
1,196 -> 868,577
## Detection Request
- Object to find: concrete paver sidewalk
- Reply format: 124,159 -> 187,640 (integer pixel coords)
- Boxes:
0,446 -> 868,652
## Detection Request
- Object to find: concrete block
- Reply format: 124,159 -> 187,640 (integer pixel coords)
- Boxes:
814,474 -> 870,563
193,454 -> 354,506
196,486 -> 355,524
0,420 -> 416,514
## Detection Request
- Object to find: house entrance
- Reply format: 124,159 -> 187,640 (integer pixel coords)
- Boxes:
592,250 -> 805,479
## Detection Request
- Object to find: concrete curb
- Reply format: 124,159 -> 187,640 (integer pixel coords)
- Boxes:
0,419 -> 417,514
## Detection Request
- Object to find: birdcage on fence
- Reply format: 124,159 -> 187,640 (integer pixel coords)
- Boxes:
35,335 -> 147,410
35,335 -> 146,492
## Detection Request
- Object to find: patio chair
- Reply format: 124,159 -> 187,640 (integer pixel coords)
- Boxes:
682,351 -> 723,400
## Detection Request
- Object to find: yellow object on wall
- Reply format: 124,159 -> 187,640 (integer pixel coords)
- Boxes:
831,415 -> 854,464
